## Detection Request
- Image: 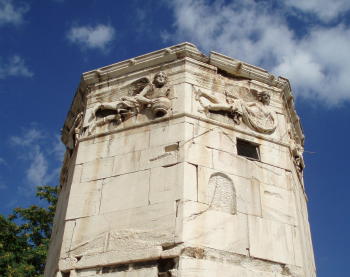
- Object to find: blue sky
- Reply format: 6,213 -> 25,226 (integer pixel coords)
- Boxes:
0,0 -> 349,276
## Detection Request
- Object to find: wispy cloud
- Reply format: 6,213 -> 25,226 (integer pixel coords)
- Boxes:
67,24 -> 115,52
10,128 -> 44,146
0,55 -> 33,79
26,145 -> 48,186
284,0 -> 350,22
0,0 -> 29,26
51,135 -> 65,162
165,0 -> 350,106
9,127 -> 62,193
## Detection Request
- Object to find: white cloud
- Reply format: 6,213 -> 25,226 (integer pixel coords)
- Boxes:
284,0 -> 350,22
0,55 -> 33,79
10,127 -> 44,146
165,0 -> 350,106
26,145 -> 49,185
10,127 -> 62,191
67,24 -> 115,51
0,0 -> 29,26
51,135 -> 65,162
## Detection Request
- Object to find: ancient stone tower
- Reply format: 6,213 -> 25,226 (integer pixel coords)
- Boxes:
45,43 -> 316,277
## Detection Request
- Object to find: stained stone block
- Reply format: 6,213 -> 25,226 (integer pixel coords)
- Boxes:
261,183 -> 297,225
100,170 -> 150,214
150,122 -> 194,147
75,139 -> 110,164
68,201 -> 176,255
177,201 -> 249,256
66,180 -> 103,220
248,216 -> 296,265
178,257 -> 277,277
149,162 -> 197,204
192,125 -> 236,154
183,142 -> 213,168
212,149 -> 253,178
171,83 -> 194,114
108,130 -> 150,156
112,151 -> 143,175
259,144 -> 290,170
80,157 -> 114,182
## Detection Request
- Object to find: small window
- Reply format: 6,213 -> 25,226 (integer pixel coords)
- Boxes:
237,138 -> 260,160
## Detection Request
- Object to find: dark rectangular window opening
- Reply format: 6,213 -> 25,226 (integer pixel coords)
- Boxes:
237,138 -> 260,161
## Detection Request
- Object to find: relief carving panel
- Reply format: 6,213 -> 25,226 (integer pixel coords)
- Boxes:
87,71 -> 172,135
195,87 -> 277,134
208,173 -> 236,214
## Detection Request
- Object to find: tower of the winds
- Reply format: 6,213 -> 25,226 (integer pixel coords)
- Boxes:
45,43 -> 316,277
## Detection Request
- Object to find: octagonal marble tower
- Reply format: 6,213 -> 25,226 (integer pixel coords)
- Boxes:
45,43 -> 316,277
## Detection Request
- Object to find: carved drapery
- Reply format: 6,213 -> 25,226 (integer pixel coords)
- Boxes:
195,88 -> 277,134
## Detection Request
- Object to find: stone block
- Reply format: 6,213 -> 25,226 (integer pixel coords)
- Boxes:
177,201 -> 249,256
76,140 -> 110,164
192,125 -> 236,154
178,257 -> 277,277
69,201 -> 177,256
248,216 -> 295,265
100,170 -> 150,214
66,180 -> 103,220
108,130 -> 150,156
80,157 -> 114,182
212,149 -> 252,178
149,122 -> 194,147
183,142 -> 212,168
141,145 -> 181,170
171,83 -> 193,114
149,163 -> 197,204
259,144 -> 290,170
113,151 -> 143,175
261,184 -> 297,226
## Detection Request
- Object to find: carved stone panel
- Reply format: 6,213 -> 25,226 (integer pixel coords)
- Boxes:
86,71 -> 173,135
195,87 -> 277,134
207,173 -> 236,214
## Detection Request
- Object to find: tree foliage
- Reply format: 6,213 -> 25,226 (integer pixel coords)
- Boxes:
0,185 -> 58,277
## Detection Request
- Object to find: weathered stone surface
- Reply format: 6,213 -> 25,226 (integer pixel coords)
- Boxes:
67,201 -> 176,257
150,122 -> 194,147
66,180 -> 103,220
47,43 -> 315,277
248,216 -> 296,265
149,162 -> 197,204
176,201 -> 249,256
197,166 -> 262,216
178,257 -> 277,277
261,183 -> 297,225
80,157 -> 114,182
100,170 -> 150,214
76,267 -> 158,277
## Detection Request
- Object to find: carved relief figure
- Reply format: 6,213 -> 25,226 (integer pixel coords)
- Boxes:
195,89 -> 242,124
195,87 -> 277,134
241,91 -> 277,134
292,143 -> 305,175
88,71 -> 172,135
67,112 -> 84,150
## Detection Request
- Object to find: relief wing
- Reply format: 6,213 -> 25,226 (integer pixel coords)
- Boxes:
127,77 -> 151,96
